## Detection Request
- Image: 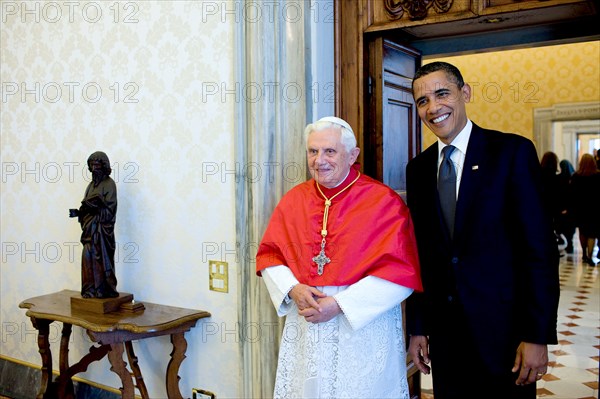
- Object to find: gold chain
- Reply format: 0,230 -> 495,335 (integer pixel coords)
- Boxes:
312,171 -> 361,275
315,171 -> 361,239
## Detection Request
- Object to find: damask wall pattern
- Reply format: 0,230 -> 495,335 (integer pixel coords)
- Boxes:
423,41 -> 600,148
1,1 -> 241,397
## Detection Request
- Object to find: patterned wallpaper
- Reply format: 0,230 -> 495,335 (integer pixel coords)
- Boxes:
1,1 -> 240,397
423,41 -> 600,148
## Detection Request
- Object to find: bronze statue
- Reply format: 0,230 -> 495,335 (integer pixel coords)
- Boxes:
69,151 -> 118,298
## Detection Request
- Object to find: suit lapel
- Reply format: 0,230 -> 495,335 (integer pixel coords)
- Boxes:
454,126 -> 486,244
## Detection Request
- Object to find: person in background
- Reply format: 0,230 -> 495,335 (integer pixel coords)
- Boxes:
569,153 -> 600,266
405,61 -> 559,399
256,116 -> 422,398
556,159 -> 576,254
540,152 -> 562,246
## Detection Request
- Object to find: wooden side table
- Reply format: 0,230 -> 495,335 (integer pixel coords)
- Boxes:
19,290 -> 211,399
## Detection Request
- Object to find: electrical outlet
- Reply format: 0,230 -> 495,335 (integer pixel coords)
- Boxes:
209,260 -> 228,293
192,388 -> 216,399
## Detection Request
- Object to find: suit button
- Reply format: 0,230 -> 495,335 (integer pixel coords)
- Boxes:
451,257 -> 459,264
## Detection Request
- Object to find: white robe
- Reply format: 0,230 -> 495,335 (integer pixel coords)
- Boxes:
262,266 -> 414,399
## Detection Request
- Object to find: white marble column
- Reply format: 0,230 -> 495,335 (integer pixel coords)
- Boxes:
234,1 -> 309,398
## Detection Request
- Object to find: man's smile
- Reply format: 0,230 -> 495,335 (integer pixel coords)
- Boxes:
431,113 -> 450,124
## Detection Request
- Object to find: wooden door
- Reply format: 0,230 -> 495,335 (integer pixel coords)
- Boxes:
366,37 -> 422,399
366,38 -> 421,196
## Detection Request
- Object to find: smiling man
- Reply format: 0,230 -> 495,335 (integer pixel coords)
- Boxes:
256,116 -> 422,398
405,62 -> 559,399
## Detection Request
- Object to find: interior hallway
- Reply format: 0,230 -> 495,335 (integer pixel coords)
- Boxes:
421,241 -> 599,399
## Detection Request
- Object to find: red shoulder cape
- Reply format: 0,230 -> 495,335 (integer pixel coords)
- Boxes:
256,166 -> 422,291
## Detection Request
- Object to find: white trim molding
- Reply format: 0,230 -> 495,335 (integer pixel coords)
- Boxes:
533,102 -> 600,164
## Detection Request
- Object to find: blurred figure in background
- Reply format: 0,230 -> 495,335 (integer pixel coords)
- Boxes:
569,154 -> 600,266
540,152 -> 561,246
556,160 -> 576,254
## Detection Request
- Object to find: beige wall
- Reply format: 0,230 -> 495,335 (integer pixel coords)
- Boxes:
422,41 -> 600,148
1,1 -> 240,397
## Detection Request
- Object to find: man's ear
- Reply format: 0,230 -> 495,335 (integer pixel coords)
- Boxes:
350,147 -> 360,164
462,83 -> 472,103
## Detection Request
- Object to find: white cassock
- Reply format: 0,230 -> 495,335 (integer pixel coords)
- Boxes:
262,266 -> 414,399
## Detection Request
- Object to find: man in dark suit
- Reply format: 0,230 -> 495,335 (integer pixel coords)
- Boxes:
405,62 -> 559,399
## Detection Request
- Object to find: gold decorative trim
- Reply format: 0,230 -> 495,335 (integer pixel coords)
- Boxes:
384,0 -> 453,21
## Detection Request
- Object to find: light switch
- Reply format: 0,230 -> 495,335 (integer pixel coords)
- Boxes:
209,260 -> 228,293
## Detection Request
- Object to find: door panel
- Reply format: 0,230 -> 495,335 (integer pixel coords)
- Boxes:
383,96 -> 411,190
367,38 -> 421,195
382,72 -> 416,192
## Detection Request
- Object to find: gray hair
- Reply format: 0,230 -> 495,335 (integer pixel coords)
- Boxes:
304,116 -> 357,152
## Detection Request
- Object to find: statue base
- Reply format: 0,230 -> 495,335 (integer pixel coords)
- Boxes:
71,292 -> 143,314
120,300 -> 145,313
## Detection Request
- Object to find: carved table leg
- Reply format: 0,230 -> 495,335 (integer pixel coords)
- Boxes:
56,323 -> 74,399
31,318 -> 52,399
107,342 -> 135,398
62,344 -> 110,377
125,341 -> 149,399
56,344 -> 110,398
166,332 -> 187,399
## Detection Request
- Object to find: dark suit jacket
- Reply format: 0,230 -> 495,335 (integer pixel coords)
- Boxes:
405,123 -> 559,374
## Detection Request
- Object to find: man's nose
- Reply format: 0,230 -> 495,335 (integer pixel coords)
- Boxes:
314,151 -> 327,164
427,98 -> 441,114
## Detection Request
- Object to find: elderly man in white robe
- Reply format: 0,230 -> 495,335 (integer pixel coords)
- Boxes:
257,116 -> 422,398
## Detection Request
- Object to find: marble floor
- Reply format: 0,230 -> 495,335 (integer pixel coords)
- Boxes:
421,242 -> 599,399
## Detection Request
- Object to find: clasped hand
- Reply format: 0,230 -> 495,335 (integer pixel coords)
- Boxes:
289,284 -> 341,324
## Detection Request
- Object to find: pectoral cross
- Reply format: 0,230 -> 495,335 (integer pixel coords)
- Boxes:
312,171 -> 361,276
312,239 -> 330,275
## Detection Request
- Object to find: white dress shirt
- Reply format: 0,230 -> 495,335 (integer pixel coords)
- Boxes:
437,119 -> 473,198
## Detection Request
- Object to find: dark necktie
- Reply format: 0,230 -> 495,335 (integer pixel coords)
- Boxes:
438,145 -> 457,238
